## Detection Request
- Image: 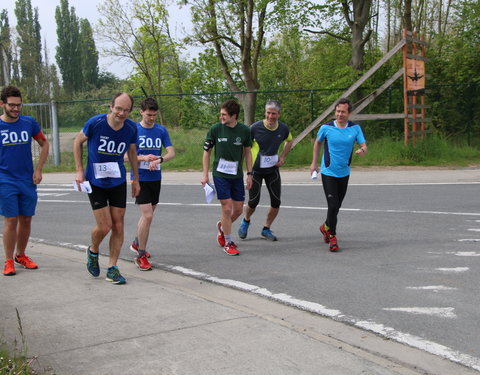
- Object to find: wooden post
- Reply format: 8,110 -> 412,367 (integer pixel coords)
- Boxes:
412,33 -> 418,145
403,29 -> 409,145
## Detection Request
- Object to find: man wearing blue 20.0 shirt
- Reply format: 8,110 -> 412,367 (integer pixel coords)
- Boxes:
1,86 -> 49,276
310,98 -> 367,252
128,97 -> 175,271
74,92 -> 140,284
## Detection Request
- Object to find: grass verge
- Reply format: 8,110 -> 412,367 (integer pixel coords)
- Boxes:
44,129 -> 480,173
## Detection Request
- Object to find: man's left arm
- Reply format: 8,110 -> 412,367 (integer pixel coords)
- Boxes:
33,136 -> 49,184
277,132 -> 293,167
355,142 -> 368,156
127,143 -> 140,197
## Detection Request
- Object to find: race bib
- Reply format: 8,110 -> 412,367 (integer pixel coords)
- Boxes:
93,162 -> 121,179
139,161 -> 161,170
260,154 -> 278,168
217,158 -> 238,175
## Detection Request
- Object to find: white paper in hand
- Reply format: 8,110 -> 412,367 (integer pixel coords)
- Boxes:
204,183 -> 216,204
73,180 -> 92,193
311,170 -> 318,180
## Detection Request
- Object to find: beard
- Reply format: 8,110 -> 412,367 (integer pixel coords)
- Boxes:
3,108 -> 19,120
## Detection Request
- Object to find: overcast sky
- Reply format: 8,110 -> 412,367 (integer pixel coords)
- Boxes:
2,0 -> 193,79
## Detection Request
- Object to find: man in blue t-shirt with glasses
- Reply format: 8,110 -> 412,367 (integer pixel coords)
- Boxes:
0,85 -> 49,276
74,92 -> 140,284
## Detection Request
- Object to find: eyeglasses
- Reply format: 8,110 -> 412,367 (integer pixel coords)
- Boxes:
6,103 -> 22,109
113,106 -> 131,113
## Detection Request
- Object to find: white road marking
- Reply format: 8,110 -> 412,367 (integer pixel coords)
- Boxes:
435,267 -> 469,272
37,193 -> 69,197
37,188 -> 73,191
468,228 -> 480,232
406,285 -> 457,292
355,321 -> 480,371
38,198 -> 480,218
383,307 -> 456,318
456,252 -> 480,256
458,239 -> 480,242
445,251 -> 480,257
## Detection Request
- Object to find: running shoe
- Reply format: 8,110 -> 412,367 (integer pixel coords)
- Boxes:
261,228 -> 277,241
86,247 -> 100,277
238,218 -> 250,239
329,235 -> 339,252
129,242 -> 150,258
224,241 -> 240,256
3,259 -> 16,276
14,254 -> 38,269
216,221 -> 226,247
134,255 -> 152,271
319,223 -> 331,244
106,266 -> 126,284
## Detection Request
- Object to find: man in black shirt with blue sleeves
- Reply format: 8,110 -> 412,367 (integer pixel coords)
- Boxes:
238,100 -> 293,241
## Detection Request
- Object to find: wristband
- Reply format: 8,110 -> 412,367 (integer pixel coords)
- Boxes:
159,156 -> 164,163
246,172 -> 252,175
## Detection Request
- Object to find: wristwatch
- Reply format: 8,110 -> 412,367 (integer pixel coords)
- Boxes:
159,156 -> 164,163
246,171 -> 252,175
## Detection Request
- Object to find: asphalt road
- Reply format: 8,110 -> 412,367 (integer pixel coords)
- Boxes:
7,178 -> 480,369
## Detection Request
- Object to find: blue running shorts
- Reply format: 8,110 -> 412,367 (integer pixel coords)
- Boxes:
0,179 -> 38,217
213,176 -> 245,201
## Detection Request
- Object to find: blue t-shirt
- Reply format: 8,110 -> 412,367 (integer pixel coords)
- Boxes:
317,120 -> 366,178
131,123 -> 173,182
83,114 -> 138,188
0,115 -> 42,181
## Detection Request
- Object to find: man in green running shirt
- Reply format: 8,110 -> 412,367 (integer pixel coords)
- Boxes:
201,99 -> 253,256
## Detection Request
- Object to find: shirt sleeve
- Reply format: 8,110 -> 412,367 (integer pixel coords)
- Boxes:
317,125 -> 327,141
130,125 -> 138,144
243,127 -> 253,147
162,128 -> 173,148
31,119 -> 42,138
355,125 -> 366,144
205,126 -> 215,144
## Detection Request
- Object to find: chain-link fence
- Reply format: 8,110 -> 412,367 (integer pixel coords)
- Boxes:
23,83 -> 479,167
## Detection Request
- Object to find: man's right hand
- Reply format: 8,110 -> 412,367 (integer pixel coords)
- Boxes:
201,175 -> 209,187
309,163 -> 319,175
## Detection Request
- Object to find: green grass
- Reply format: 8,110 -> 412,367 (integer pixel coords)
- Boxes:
58,126 -> 82,133
0,309 -> 54,375
0,348 -> 36,375
351,136 -> 480,167
44,129 -> 480,173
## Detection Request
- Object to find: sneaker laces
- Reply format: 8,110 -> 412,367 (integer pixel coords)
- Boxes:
88,253 -> 99,267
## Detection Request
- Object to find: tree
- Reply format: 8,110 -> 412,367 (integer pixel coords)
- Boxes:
97,0 -> 184,124
14,0 -> 43,100
55,0 -> 82,94
0,10 -> 12,86
79,19 -> 99,89
185,0 -> 269,124
304,0 -> 373,72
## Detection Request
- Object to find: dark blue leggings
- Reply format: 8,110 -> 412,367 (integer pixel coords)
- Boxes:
321,173 -> 350,235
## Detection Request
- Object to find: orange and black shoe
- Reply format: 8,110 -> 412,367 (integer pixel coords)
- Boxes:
329,235 -> 339,252
319,223 -> 331,244
3,259 -> 16,276
14,254 -> 38,269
